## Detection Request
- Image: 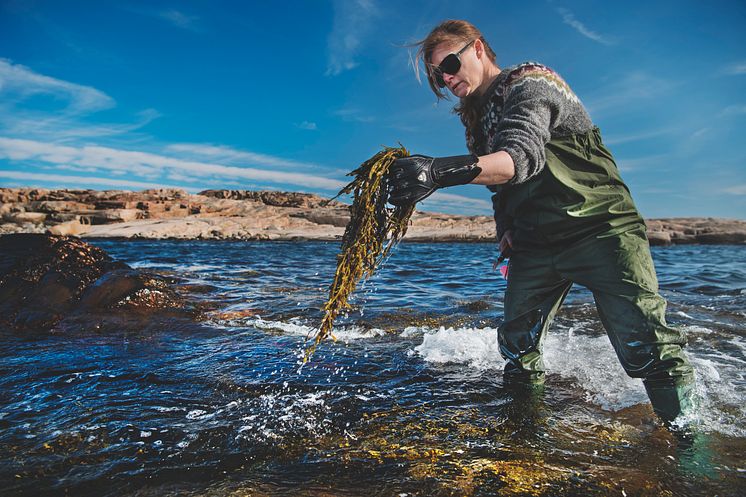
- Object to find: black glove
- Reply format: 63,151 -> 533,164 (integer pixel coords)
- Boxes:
387,154 -> 481,207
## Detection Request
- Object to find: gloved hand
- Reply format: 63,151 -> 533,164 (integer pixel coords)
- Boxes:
387,154 -> 481,206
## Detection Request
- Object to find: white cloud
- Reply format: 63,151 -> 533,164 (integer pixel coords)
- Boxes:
0,58 -> 114,114
723,184 -> 746,195
120,5 -> 203,33
0,137 -> 347,191
164,143 -> 327,170
613,153 -> 672,172
557,8 -> 613,46
0,59 -> 159,139
583,72 -> 675,116
296,121 -> 318,130
4,109 -> 161,141
0,170 -> 193,191
158,9 -> 201,31
719,104 -> 746,117
690,127 -> 710,139
326,0 -> 379,76
332,107 -> 375,123
422,191 -> 493,213
603,128 -> 673,146
722,62 -> 746,75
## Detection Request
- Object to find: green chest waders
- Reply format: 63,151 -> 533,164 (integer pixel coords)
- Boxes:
494,128 -> 695,422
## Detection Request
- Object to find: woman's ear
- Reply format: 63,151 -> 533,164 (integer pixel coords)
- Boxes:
474,38 -> 483,59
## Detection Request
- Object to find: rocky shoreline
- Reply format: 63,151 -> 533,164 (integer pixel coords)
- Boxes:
1,188 -> 745,245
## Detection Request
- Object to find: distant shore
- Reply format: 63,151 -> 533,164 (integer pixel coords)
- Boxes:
2,188 -> 745,245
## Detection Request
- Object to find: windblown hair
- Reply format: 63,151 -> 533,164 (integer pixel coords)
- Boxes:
414,20 -> 497,153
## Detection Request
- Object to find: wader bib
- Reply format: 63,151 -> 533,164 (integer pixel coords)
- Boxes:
494,128 -> 694,421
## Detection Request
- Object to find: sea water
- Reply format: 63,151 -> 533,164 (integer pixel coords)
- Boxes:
1,240 -> 744,496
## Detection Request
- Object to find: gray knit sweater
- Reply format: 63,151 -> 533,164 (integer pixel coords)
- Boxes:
465,62 -> 594,239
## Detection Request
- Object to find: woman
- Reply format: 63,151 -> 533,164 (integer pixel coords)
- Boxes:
388,20 -> 694,423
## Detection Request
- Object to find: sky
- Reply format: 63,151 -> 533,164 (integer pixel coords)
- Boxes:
0,0 -> 744,218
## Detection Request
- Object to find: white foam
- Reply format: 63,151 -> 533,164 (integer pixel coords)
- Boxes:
411,325 -> 646,409
172,263 -> 225,272
247,317 -> 386,342
685,356 -> 746,437
409,323 -> 746,435
414,326 -> 502,370
185,409 -> 209,420
542,331 -> 647,410
128,261 -> 166,269
682,324 -> 715,335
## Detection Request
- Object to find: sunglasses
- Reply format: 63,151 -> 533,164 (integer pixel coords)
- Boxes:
430,39 -> 475,88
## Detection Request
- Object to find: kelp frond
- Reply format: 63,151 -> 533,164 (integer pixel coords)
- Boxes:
304,146 -> 413,362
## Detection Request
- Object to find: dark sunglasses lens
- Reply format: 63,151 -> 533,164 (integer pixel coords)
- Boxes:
439,54 -> 461,75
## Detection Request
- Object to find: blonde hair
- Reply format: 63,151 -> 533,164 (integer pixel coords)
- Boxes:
414,20 -> 497,153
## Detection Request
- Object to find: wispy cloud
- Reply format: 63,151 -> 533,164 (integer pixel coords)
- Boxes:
0,61 -> 349,195
3,108 -> 161,141
583,72 -> 675,116
0,58 -> 158,140
0,137 -> 346,191
422,191 -> 493,214
332,107 -> 375,123
0,58 -> 114,114
164,143 -> 326,170
719,104 -> 746,117
723,184 -> 746,195
614,153 -> 672,172
722,61 -> 746,75
296,121 -> 318,130
557,8 -> 613,46
603,128 -> 674,146
326,0 -> 379,76
120,5 -> 203,33
157,9 -> 201,31
0,170 -> 193,191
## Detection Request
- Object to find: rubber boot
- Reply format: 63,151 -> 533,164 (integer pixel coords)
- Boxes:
643,379 -> 695,424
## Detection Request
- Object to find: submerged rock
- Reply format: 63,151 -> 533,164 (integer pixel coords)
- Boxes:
0,234 -> 195,333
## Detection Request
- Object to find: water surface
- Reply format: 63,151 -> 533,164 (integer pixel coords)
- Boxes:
1,240 -> 744,496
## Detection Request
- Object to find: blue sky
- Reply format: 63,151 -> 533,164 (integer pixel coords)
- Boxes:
0,0 -> 744,218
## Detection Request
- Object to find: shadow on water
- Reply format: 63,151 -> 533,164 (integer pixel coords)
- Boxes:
1,240 -> 745,496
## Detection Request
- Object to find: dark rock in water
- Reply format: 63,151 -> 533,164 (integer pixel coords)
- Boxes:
0,234 -> 195,333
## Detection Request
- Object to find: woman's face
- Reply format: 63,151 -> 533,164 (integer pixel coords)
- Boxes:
430,39 -> 483,98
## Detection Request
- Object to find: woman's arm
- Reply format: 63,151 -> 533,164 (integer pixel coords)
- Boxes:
471,150 -> 515,185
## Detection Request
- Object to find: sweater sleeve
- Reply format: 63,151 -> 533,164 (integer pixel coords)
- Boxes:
494,64 -> 576,185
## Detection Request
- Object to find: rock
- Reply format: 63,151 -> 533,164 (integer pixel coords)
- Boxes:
293,208 -> 351,227
77,268 -> 147,309
646,231 -> 672,246
3,212 -> 48,224
0,188 -> 744,244
199,189 -> 338,208
696,232 -> 746,244
0,234 -> 194,333
84,209 -> 142,224
28,201 -> 90,213
47,219 -> 90,236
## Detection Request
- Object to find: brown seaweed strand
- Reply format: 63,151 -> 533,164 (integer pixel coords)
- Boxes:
304,146 -> 412,362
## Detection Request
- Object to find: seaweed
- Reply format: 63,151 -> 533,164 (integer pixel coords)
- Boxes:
305,146 -> 414,361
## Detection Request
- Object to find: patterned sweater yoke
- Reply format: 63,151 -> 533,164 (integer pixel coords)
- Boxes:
468,62 -> 594,185
466,62 -> 595,240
